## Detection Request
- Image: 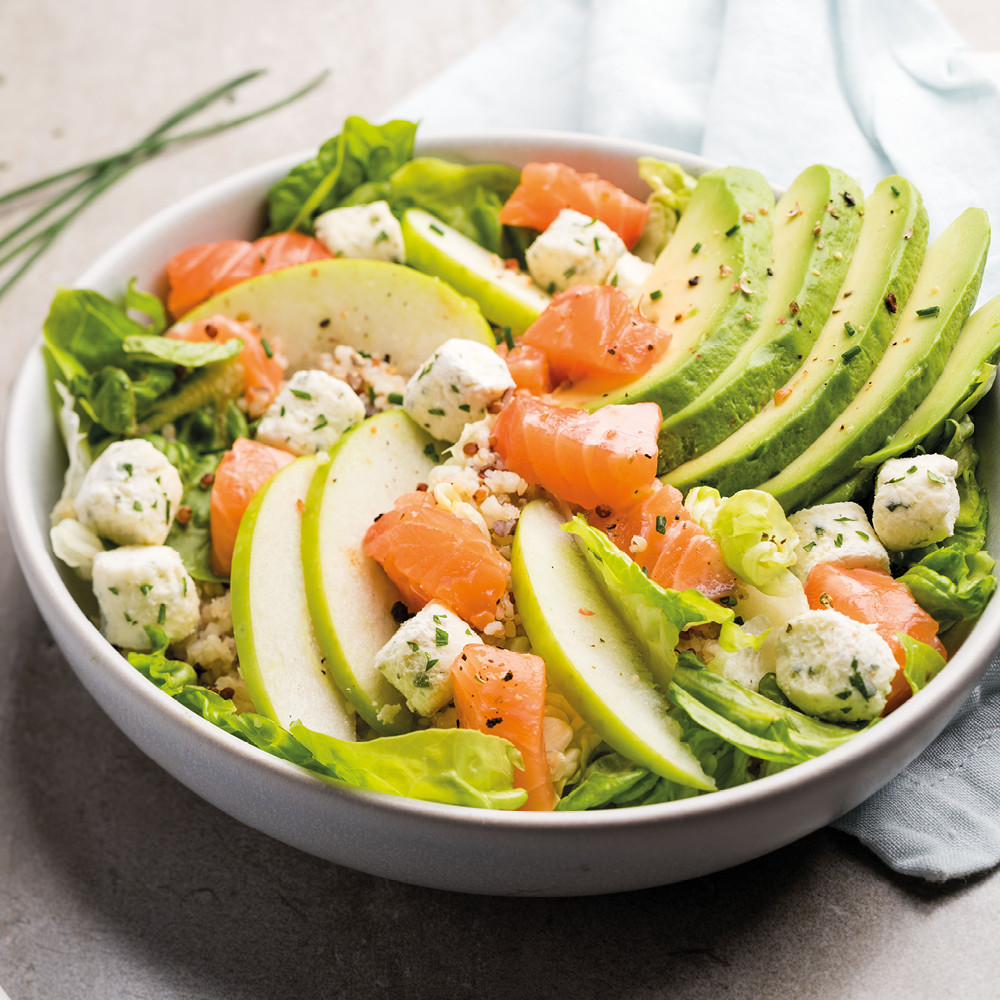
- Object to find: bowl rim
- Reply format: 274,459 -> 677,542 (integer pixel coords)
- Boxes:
5,127 -> 999,839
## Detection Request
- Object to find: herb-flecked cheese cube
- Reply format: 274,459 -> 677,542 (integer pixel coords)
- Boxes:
787,502 -> 889,582
872,454 -> 960,550
525,209 -> 627,293
92,544 -> 200,650
256,369 -> 365,455
775,609 -> 897,722
403,338 -> 514,443
74,439 -> 184,546
374,603 -> 475,716
314,200 -> 405,263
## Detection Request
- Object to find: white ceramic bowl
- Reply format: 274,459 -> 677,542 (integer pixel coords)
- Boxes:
5,132 -> 1000,896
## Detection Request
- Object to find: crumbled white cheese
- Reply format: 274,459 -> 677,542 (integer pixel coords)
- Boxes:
607,252 -> 654,303
91,544 -> 200,650
313,200 -> 405,263
403,338 -> 514,442
525,209 -> 627,293
255,369 -> 365,455
775,608 -> 897,722
872,454 -> 960,550
787,501 -> 889,582
374,602 -> 475,716
74,439 -> 184,546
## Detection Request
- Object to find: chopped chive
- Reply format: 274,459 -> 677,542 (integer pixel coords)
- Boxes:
387,391 -> 403,405
725,224 -> 740,237
260,337 -> 274,358
655,515 -> 667,534
435,627 -> 449,647
927,470 -> 946,484
843,321 -> 856,336
427,407 -> 445,416
501,326 -> 515,350
842,345 -> 861,361
290,388 -> 312,400
429,222 -> 444,236
649,289 -> 663,301
692,242 -> 702,254
891,185 -> 900,197
916,305 -> 940,317
157,603 -> 167,625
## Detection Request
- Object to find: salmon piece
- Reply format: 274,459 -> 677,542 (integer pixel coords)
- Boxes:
804,563 -> 947,714
168,314 -> 285,417
452,644 -> 556,811
492,394 -> 661,509
362,493 -> 510,631
497,343 -> 553,395
589,481 -> 736,599
522,284 -> 669,386
210,437 -> 295,576
166,232 -> 331,318
498,162 -> 650,249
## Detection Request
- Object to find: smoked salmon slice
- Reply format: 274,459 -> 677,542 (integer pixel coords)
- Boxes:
363,492 -> 511,631
522,284 -> 669,387
497,343 -> 553,395
498,161 -> 650,249
167,314 -> 286,417
166,231 -> 331,318
452,644 -> 556,811
210,437 -> 295,576
492,394 -> 661,509
804,563 -> 947,713
589,481 -> 736,599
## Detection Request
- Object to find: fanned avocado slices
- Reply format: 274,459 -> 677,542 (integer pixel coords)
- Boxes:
554,166 -> 775,416
759,206 -> 990,513
656,164 -> 865,471
664,174 -> 927,496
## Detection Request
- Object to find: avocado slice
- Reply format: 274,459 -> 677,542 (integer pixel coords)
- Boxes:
657,165 -> 865,470
665,175 -> 927,496
759,206 -> 990,512
856,290 -> 1000,466
510,498 -> 714,790
401,207 -> 551,334
553,166 -> 775,414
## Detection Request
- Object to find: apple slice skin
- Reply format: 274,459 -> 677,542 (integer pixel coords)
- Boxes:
231,453 -> 356,740
302,410 -> 439,735
176,258 -> 495,374
511,499 -> 714,791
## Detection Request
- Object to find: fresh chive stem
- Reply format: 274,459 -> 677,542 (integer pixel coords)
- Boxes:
0,68 -> 327,303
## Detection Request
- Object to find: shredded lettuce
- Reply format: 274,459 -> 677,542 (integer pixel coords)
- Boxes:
130,630 -> 527,810
632,158 -> 699,262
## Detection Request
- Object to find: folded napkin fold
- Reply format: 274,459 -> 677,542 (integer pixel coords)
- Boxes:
388,0 -> 1000,881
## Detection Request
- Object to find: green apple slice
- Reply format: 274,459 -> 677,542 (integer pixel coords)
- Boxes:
302,410 -> 438,735
231,453 -> 356,740
401,208 -> 551,334
176,258 -> 494,373
511,498 -> 714,790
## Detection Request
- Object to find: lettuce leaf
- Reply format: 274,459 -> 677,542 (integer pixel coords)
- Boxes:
899,548 -> 996,631
129,632 -> 526,810
631,158 -> 698,262
899,633 -> 948,694
668,652 -> 865,764
562,515 -> 731,689
265,116 -> 418,233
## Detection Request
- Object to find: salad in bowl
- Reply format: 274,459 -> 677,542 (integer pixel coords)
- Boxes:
12,116 -> 1000,891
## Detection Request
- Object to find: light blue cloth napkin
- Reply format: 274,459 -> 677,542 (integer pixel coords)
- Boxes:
388,0 -> 1000,881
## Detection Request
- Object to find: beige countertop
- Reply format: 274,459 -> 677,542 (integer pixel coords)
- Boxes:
2,2 -> 1000,998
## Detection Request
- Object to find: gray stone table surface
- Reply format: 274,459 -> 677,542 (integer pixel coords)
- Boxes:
2,2 -> 1000,998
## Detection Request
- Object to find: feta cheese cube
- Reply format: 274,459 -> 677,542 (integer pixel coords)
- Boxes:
403,338 -> 514,442
75,439 -> 184,546
255,369 -> 366,455
872,454 -> 960,550
91,544 -> 200,650
787,501 -> 889,582
775,608 -> 897,722
313,200 -> 405,263
525,209 -> 627,293
374,603 -> 476,716
607,252 -> 654,303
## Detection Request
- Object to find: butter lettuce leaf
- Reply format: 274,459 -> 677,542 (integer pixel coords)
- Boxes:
130,633 -> 526,810
899,548 -> 996,631
265,116 -> 418,233
668,652 -> 865,764
632,158 -> 698,262
899,633 -> 948,694
563,515 -> 731,688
